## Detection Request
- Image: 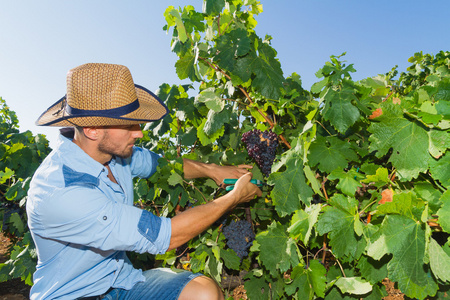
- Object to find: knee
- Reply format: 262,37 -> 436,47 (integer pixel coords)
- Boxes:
178,276 -> 224,300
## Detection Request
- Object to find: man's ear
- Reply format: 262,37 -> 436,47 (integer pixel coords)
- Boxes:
82,127 -> 103,141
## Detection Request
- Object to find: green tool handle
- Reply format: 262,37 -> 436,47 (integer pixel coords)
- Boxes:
224,178 -> 264,191
223,179 -> 263,185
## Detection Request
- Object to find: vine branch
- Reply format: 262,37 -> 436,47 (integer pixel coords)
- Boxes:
182,179 -> 208,202
198,56 -> 291,149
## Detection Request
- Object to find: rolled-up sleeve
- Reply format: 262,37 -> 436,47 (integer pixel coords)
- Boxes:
128,147 -> 161,178
34,186 -> 171,254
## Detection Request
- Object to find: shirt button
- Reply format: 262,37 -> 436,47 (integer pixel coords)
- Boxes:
103,216 -> 107,220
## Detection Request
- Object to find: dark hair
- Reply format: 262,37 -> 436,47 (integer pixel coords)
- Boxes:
59,127 -> 76,139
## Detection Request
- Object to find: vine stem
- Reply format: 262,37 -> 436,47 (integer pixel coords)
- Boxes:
182,179 -> 207,202
334,253 -> 347,278
315,120 -> 333,137
313,238 -> 347,278
177,118 -> 182,157
177,246 -> 190,258
216,15 -> 221,36
321,177 -> 329,201
359,199 -> 378,217
198,56 -> 291,149
245,207 -> 253,231
316,248 -> 347,278
322,234 -> 327,264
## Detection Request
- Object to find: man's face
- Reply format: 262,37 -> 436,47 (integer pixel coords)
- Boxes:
98,124 -> 143,158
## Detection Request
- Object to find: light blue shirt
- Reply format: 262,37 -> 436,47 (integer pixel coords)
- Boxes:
26,134 -> 172,299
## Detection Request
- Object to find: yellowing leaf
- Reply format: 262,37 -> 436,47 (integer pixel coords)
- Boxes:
379,189 -> 393,204
369,108 -> 383,119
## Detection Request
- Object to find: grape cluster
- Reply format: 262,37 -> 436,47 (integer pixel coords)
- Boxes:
241,129 -> 278,176
222,219 -> 255,259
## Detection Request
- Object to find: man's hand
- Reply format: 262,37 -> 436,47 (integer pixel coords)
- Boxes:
183,158 -> 253,187
210,164 -> 253,187
228,172 -> 263,204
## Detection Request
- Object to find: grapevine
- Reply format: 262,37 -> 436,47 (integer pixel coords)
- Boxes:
150,4 -> 450,299
1,2 -> 448,300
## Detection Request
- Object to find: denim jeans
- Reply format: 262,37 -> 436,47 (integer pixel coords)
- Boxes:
101,268 -> 203,300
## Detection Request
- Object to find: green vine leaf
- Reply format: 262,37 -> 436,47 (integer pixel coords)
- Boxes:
428,237 -> 450,283
202,0 -> 225,15
317,194 -> 364,259
220,248 -> 241,270
361,167 -> 390,188
244,275 -> 270,300
167,9 -> 188,43
376,191 -> 423,219
335,277 -> 372,295
203,109 -> 230,136
214,28 -> 251,71
9,212 -> 25,235
368,102 -> 429,180
428,129 -> 450,158
269,157 -> 313,217
195,88 -> 225,112
437,190 -> 450,232
0,167 -> 14,184
288,204 -> 321,245
328,168 -> 364,196
308,136 -> 358,174
168,171 -> 183,186
357,255 -> 389,285
322,86 -> 360,133
256,222 -> 298,277
197,118 -> 225,146
429,152 -> 450,188
175,52 -> 201,81
366,214 -> 438,299
236,52 -> 284,100
286,260 -> 327,298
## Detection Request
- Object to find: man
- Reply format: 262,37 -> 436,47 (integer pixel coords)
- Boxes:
27,63 -> 262,299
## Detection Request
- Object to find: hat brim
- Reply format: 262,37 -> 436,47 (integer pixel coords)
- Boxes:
36,85 -> 169,127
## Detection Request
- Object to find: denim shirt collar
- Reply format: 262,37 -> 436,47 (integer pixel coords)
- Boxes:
56,134 -> 108,178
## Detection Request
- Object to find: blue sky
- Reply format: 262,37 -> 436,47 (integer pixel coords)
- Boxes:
0,1 -> 448,147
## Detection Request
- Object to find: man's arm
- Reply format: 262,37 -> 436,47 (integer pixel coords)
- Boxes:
182,158 -> 253,186
167,172 -> 261,250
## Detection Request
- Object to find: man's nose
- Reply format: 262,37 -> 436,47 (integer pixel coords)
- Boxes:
132,125 -> 144,138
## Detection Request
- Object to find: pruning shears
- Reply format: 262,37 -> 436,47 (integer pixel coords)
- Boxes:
223,178 -> 265,191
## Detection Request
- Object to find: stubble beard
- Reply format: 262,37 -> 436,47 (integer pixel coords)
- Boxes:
98,133 -> 134,159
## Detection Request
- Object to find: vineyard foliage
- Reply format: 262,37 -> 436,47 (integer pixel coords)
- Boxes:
0,1 -> 449,299
0,97 -> 51,285
137,1 -> 450,299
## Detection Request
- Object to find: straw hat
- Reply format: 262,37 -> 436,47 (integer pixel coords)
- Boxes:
36,63 -> 169,127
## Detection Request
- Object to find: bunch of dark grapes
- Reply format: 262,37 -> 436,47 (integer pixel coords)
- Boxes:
222,219 -> 255,259
241,129 -> 278,176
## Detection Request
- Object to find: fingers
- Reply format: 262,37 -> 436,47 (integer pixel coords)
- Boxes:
237,172 -> 253,182
237,164 -> 253,169
232,172 -> 262,200
233,165 -> 253,177
255,186 -> 263,197
215,165 -> 253,186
